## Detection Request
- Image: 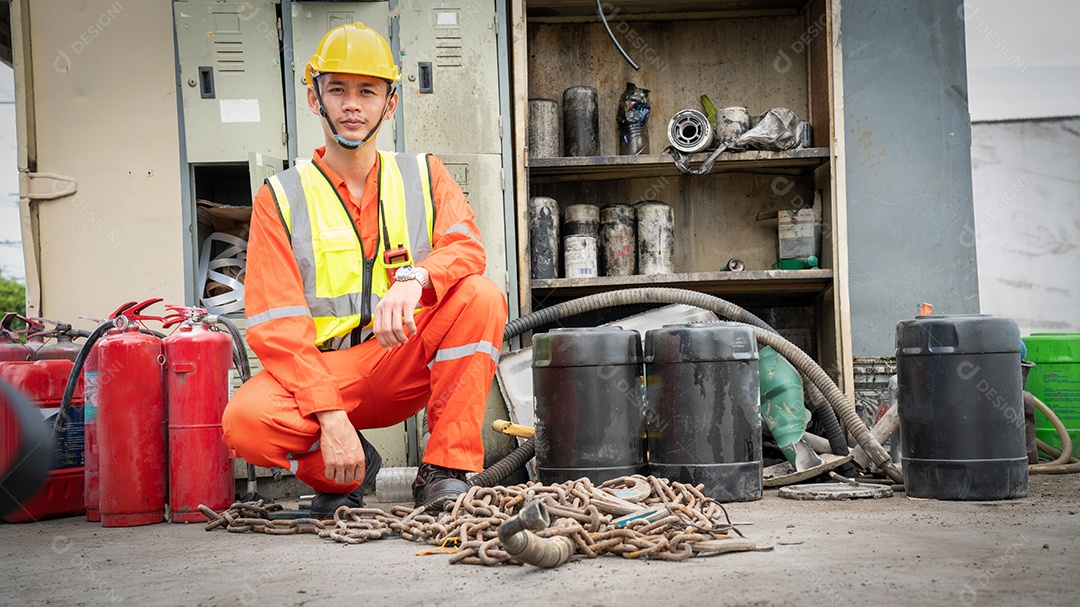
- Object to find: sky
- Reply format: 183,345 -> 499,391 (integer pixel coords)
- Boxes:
1,1 -> 1079,284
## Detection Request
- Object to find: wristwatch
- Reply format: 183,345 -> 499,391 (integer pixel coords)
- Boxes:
394,265 -> 427,288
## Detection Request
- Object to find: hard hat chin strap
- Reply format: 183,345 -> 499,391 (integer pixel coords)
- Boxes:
312,74 -> 395,150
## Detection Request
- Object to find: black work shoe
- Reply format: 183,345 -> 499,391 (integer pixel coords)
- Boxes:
412,462 -> 469,511
309,431 -> 383,520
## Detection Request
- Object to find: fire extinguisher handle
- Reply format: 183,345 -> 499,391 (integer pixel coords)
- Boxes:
120,298 -> 166,323
108,300 -> 139,320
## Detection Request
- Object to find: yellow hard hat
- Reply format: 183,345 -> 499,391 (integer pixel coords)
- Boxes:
305,22 -> 401,85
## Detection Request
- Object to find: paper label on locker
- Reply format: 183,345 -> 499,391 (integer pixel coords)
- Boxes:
219,98 -> 261,123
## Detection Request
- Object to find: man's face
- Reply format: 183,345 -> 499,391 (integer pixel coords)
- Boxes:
308,72 -> 397,144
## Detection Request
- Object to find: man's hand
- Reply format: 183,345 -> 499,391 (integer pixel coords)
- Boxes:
314,409 -> 366,485
373,278 -> 424,350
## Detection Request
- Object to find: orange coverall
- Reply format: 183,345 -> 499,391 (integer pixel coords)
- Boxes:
222,148 -> 508,494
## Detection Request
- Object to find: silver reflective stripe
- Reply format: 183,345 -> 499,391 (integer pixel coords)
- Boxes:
445,223 -> 478,241
247,305 -> 312,328
428,340 -> 500,369
286,439 -> 321,474
275,168 -> 320,310
396,153 -> 433,263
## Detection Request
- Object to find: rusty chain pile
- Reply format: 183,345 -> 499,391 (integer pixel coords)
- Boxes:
199,475 -> 753,565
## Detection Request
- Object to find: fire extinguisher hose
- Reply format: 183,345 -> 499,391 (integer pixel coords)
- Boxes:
53,319 -> 116,438
210,315 -> 250,383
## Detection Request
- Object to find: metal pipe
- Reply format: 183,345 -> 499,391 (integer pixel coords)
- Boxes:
497,500 -> 574,568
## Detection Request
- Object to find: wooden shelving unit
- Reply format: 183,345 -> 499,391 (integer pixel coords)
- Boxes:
509,0 -> 852,390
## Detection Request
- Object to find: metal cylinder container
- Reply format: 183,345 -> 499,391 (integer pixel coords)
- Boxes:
562,86 -> 599,157
35,332 -> 82,361
600,204 -> 636,276
563,204 -> 599,238
635,201 -> 674,275
667,109 -> 714,153
645,323 -> 762,502
533,327 -> 645,484
528,99 -> 560,158
716,106 -> 751,145
563,235 -> 598,278
897,314 -> 1028,500
164,321 -> 234,523
528,196 -> 560,279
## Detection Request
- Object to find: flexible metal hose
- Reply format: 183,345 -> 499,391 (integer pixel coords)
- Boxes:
469,437 -> 536,488
210,315 -> 251,383
502,287 -> 902,483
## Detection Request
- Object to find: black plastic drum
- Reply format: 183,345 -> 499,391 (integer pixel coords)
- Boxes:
896,314 -> 1027,500
645,323 -> 762,502
532,327 -> 644,484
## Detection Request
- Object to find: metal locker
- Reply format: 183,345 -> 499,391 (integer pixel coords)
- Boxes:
437,153 -> 508,292
395,0 -> 507,292
175,0 -> 287,163
289,1 -> 395,163
396,0 -> 502,155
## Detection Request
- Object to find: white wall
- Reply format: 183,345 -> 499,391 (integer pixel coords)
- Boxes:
971,117 -> 1080,333
0,63 -> 21,283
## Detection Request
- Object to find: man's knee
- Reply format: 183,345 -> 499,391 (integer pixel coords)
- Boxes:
453,274 -> 508,317
221,377 -> 274,458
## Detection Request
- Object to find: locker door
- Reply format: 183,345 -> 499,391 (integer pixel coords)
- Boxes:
175,0 -> 287,163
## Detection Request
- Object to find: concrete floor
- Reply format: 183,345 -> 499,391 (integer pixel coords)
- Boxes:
2,474 -> 1078,607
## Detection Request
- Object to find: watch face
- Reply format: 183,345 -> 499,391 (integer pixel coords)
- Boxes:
395,266 -> 415,281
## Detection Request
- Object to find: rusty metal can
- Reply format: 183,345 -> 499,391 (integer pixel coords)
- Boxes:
716,106 -> 751,145
528,99 -> 560,158
600,204 -> 635,276
563,204 -> 599,238
563,86 -> 599,157
563,235 -> 598,278
636,201 -> 674,275
528,196 -> 560,279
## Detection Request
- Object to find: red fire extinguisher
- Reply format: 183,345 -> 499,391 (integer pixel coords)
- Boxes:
81,301 -> 139,523
162,306 -> 234,523
96,299 -> 167,527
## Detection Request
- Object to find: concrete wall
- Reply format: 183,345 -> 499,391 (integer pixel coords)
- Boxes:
841,0 -> 980,356
15,0 -> 186,324
971,117 -> 1080,334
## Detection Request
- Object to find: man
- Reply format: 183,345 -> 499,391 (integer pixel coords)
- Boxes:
222,22 -> 507,517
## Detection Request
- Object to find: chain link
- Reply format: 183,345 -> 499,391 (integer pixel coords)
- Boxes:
200,475 -> 754,565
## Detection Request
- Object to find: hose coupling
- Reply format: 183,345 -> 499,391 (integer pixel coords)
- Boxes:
497,500 -> 574,568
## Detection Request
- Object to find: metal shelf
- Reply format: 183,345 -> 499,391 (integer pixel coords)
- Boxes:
527,148 -> 830,183
531,269 -> 834,300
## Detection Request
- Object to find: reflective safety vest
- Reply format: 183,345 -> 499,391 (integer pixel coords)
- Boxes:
265,151 -> 436,349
